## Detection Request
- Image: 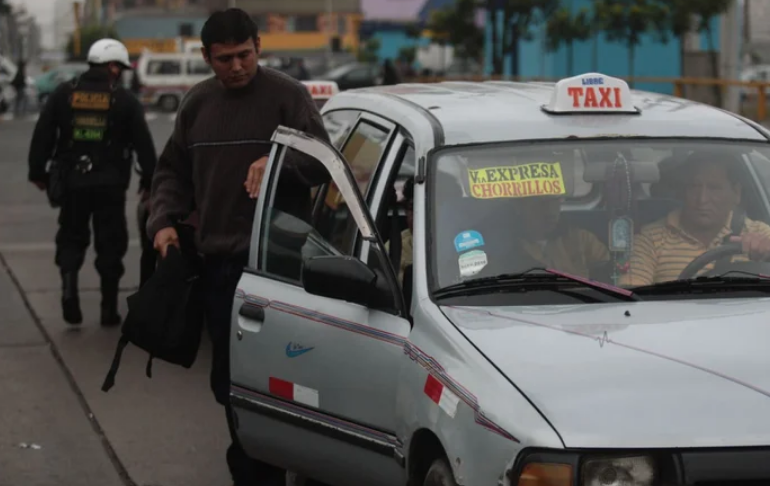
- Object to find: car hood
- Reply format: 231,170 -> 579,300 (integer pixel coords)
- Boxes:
442,299 -> 770,448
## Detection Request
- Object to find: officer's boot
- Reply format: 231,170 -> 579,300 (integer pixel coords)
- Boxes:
100,279 -> 121,327
61,272 -> 83,325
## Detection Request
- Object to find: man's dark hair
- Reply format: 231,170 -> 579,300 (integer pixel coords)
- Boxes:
681,150 -> 743,186
201,8 -> 258,54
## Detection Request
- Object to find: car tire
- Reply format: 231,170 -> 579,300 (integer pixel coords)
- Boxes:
423,458 -> 459,486
158,94 -> 179,113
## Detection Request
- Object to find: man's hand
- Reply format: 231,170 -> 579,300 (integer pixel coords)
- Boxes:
244,156 -> 269,199
153,226 -> 179,258
730,233 -> 770,261
32,181 -> 46,191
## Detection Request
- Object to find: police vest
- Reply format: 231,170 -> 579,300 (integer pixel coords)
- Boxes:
67,76 -> 116,159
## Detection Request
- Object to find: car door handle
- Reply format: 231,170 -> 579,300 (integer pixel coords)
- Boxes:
239,304 -> 265,322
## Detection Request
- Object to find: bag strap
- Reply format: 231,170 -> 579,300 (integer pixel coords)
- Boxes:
101,335 -> 130,392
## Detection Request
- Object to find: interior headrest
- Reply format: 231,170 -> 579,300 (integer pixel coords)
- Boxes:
583,161 -> 660,184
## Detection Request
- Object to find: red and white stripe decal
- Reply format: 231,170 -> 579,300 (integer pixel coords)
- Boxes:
424,374 -> 460,418
269,377 -> 320,408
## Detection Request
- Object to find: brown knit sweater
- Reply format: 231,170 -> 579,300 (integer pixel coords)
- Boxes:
147,67 -> 331,256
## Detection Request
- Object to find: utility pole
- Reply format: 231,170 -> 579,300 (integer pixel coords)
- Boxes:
73,1 -> 81,57
326,0 -> 333,66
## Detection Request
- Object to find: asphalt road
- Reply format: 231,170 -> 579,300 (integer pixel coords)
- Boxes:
0,115 -> 233,486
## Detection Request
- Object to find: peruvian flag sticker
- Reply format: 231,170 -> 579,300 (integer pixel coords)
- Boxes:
424,374 -> 460,418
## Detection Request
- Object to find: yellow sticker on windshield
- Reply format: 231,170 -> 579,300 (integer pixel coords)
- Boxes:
468,162 -> 566,199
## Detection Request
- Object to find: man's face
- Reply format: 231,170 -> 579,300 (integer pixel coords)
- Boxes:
682,162 -> 741,230
203,38 -> 260,89
519,197 -> 563,238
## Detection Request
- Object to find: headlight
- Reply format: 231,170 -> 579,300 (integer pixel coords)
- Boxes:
508,450 -> 678,486
582,456 -> 655,486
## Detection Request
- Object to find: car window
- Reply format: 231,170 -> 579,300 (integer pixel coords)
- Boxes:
311,121 -> 391,253
146,60 -> 181,75
430,139 -> 770,297
345,68 -> 371,82
187,59 -> 212,76
258,143 -> 379,284
322,109 -> 360,149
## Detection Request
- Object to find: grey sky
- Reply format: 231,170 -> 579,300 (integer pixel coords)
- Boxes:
14,0 -> 63,49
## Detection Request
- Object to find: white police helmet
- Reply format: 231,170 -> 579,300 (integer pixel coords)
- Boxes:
87,39 -> 132,69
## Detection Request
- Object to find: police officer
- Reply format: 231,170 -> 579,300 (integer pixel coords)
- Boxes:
28,38 -> 157,326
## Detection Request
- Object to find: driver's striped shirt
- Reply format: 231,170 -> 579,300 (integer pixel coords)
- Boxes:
619,210 -> 770,286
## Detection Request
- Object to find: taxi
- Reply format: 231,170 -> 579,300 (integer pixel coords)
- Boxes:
230,73 -> 770,486
302,80 -> 339,109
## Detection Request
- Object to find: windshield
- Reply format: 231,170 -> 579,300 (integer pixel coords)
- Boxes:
429,139 -> 770,300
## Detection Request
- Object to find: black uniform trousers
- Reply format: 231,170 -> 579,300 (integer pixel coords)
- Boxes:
55,186 -> 128,282
201,253 -> 287,486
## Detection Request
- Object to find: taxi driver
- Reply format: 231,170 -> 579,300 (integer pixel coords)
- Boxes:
621,152 -> 770,286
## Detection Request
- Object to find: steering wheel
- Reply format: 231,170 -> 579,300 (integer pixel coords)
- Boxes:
677,242 -> 770,279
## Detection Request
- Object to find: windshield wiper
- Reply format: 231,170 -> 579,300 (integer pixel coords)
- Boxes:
434,267 -> 641,302
631,271 -> 770,294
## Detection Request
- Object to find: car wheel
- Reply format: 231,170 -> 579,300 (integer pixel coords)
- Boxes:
0,99 -> 7,114
423,458 -> 459,486
158,95 -> 179,112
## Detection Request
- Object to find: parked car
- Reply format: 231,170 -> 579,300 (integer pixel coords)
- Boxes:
35,63 -> 88,106
136,52 -> 213,112
314,62 -> 381,91
229,72 -> 770,486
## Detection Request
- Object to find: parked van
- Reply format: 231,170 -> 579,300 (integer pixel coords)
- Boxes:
135,52 -> 213,112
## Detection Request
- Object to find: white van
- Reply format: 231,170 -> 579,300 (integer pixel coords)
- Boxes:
136,52 -> 213,112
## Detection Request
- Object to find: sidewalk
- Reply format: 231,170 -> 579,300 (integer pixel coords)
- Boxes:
0,254 -> 125,486
0,120 -> 230,486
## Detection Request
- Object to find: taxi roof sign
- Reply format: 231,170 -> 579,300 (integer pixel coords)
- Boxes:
542,73 -> 639,115
301,80 -> 339,99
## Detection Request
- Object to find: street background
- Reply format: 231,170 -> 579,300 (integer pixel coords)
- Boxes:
0,117 -> 235,486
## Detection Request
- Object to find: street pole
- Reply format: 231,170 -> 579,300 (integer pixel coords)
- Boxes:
326,0 -> 333,67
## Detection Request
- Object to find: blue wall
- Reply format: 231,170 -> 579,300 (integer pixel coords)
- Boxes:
360,21 -> 431,64
484,0 -> 723,95
115,17 -> 208,39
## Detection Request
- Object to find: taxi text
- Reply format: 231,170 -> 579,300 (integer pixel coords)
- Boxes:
566,86 -> 622,109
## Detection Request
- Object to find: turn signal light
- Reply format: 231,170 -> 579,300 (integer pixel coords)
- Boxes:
518,463 -> 573,486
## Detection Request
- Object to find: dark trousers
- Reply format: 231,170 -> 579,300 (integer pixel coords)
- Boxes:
136,202 -> 156,287
201,254 -> 286,486
55,186 -> 128,282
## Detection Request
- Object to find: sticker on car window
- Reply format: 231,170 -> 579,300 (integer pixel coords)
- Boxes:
458,250 -> 488,278
468,162 -> 566,199
454,230 -> 485,253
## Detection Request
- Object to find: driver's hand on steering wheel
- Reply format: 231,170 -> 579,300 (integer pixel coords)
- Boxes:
729,233 -> 770,261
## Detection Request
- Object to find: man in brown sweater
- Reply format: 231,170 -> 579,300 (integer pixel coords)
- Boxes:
147,9 -> 330,486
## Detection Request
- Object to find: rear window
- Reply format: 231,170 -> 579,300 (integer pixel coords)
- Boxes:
146,60 -> 181,75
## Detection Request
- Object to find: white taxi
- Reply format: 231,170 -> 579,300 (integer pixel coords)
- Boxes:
230,73 -> 770,486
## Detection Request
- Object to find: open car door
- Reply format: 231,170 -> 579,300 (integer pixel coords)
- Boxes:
229,126 -> 411,486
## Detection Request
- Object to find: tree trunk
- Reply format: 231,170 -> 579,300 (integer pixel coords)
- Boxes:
568,40 -> 574,76
489,2 -> 502,75
511,29 -> 520,77
628,42 -> 635,88
705,24 -> 723,107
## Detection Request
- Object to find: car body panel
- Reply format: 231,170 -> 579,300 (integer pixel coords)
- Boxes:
443,299 -> 770,448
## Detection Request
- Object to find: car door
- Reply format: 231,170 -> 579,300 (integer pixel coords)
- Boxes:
230,126 -> 411,486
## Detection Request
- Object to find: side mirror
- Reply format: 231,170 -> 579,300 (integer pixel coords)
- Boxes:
301,255 -> 393,310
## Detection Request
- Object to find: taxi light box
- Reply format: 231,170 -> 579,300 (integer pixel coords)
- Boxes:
543,73 -> 639,115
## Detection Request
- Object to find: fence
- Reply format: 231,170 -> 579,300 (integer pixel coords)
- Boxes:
402,75 -> 770,123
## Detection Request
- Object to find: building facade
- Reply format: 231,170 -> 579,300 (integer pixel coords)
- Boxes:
485,0 -> 732,95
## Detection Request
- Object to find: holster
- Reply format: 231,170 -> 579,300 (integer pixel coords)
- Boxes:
46,158 -> 71,208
